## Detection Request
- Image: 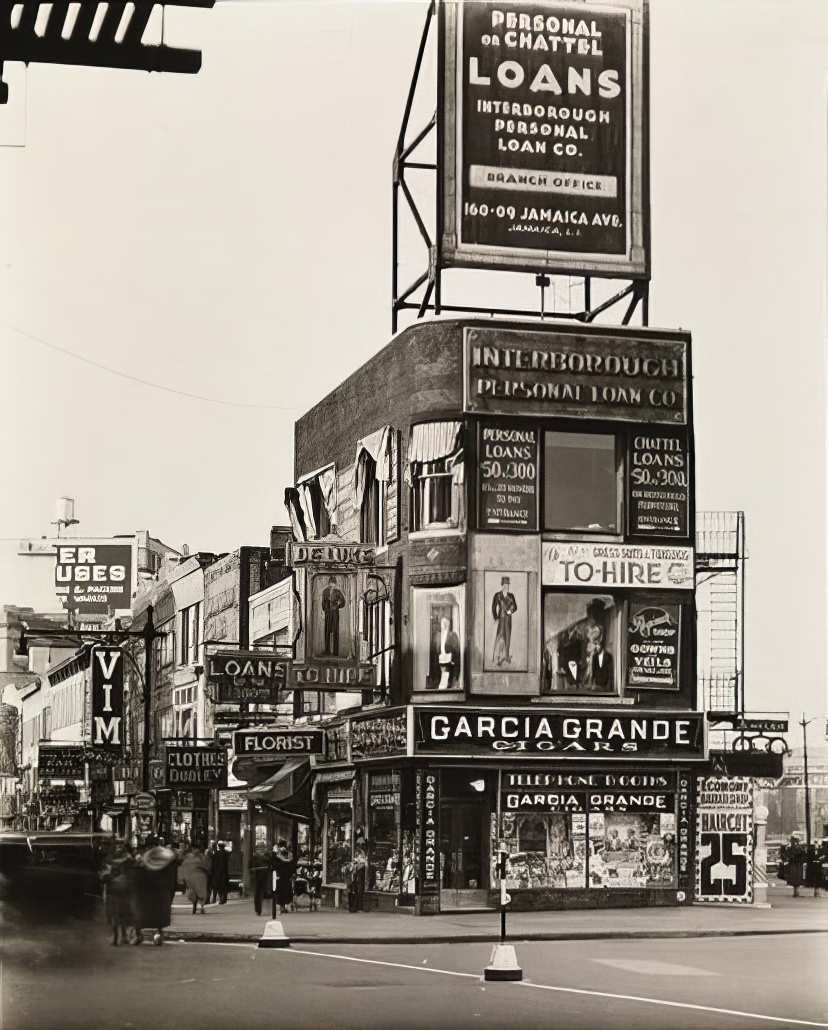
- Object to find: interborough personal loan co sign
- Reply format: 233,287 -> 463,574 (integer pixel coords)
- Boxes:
414,708 -> 705,759
441,0 -> 647,277
465,326 -> 688,424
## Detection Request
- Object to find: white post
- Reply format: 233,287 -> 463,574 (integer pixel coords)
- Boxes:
753,801 -> 770,908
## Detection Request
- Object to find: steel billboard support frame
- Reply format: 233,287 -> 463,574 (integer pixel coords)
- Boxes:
391,2 -> 650,334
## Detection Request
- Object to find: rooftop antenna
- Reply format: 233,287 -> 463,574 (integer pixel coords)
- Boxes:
52,497 -> 79,537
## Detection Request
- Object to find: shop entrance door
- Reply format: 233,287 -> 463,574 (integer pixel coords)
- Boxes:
439,800 -> 491,910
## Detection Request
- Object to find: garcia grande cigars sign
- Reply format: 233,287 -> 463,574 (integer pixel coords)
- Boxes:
414,708 -> 705,758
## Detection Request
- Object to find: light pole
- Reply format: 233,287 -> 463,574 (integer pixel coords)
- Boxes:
799,714 -> 813,848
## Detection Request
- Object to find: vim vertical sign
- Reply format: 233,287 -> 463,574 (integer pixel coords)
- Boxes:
90,646 -> 124,752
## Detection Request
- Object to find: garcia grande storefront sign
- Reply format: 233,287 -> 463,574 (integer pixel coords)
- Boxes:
414,708 -> 705,759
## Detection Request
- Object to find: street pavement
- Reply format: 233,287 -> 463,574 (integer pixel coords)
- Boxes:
162,883 -> 828,946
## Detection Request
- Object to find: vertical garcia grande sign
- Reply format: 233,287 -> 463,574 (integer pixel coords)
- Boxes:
440,0 -> 648,278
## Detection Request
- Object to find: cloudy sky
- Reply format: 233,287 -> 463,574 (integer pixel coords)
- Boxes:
0,0 -> 825,731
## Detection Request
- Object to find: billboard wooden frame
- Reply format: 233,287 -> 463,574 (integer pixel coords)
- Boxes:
440,0 -> 649,278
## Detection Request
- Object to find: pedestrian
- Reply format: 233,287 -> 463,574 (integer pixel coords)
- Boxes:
348,840 -> 367,913
210,839 -> 230,905
204,839 -> 216,902
271,839 -> 294,917
249,843 -> 270,916
132,839 -> 177,945
180,842 -> 210,915
101,840 -> 136,945
308,861 -> 323,912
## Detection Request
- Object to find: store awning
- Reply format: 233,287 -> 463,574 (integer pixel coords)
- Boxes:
248,758 -> 312,822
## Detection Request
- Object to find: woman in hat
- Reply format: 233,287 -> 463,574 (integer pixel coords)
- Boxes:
270,839 -> 295,917
132,839 -> 177,945
180,842 -> 210,915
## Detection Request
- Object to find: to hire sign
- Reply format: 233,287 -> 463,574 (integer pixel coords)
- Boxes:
91,646 -> 124,752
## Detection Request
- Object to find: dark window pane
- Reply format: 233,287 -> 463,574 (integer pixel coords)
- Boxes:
544,432 -> 617,531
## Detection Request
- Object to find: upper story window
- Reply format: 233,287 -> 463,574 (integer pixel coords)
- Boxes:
297,465 -> 337,540
354,427 -> 393,546
543,431 -> 620,533
179,602 -> 201,666
409,421 -> 464,533
173,685 -> 197,739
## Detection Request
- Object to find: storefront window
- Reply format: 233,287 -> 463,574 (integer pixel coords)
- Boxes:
324,802 -> 352,886
542,593 -> 618,695
543,431 -> 619,532
590,812 -> 677,888
368,772 -> 400,892
499,811 -> 586,889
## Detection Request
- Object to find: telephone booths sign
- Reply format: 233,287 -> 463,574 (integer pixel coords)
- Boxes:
695,776 -> 753,904
164,745 -> 228,789
414,708 -> 705,758
441,0 -> 648,277
477,421 -> 539,531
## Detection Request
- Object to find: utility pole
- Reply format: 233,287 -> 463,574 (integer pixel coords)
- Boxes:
800,714 -> 813,848
17,606 -> 164,796
141,606 -> 157,793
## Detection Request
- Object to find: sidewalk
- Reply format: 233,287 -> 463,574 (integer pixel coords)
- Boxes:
165,885 -> 828,945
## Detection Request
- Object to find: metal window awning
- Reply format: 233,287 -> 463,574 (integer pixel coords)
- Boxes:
248,758 -> 312,822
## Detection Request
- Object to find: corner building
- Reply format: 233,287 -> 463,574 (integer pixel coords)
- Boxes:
296,318 -> 701,913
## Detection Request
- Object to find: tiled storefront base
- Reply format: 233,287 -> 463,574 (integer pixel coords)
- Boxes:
487,887 -> 682,911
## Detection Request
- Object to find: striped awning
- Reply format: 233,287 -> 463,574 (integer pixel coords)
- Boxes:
408,421 -> 462,467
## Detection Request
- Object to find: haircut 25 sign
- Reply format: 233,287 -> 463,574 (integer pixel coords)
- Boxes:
441,0 -> 648,277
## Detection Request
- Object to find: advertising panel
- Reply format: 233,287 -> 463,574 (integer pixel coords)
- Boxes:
441,0 -> 648,277
207,651 -> 289,687
627,430 -> 691,536
414,708 -> 705,759
350,709 -> 408,761
477,421 -> 539,531
417,768 -> 441,894
233,729 -> 323,757
54,542 -> 132,613
695,777 -> 753,904
465,327 -> 688,424
164,745 -> 228,789
626,603 -> 681,689
542,541 -> 694,590
38,743 -> 85,780
90,646 -> 124,753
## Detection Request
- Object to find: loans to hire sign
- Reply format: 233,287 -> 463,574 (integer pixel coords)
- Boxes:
542,541 -> 694,590
90,646 -> 124,753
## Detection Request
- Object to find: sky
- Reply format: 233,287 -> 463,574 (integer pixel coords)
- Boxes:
0,0 -> 825,734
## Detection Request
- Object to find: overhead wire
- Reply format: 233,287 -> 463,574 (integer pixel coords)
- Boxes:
3,325 -> 302,412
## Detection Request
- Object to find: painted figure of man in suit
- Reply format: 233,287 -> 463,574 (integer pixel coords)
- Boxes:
321,576 -> 346,656
429,614 -> 461,689
491,576 -> 518,666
